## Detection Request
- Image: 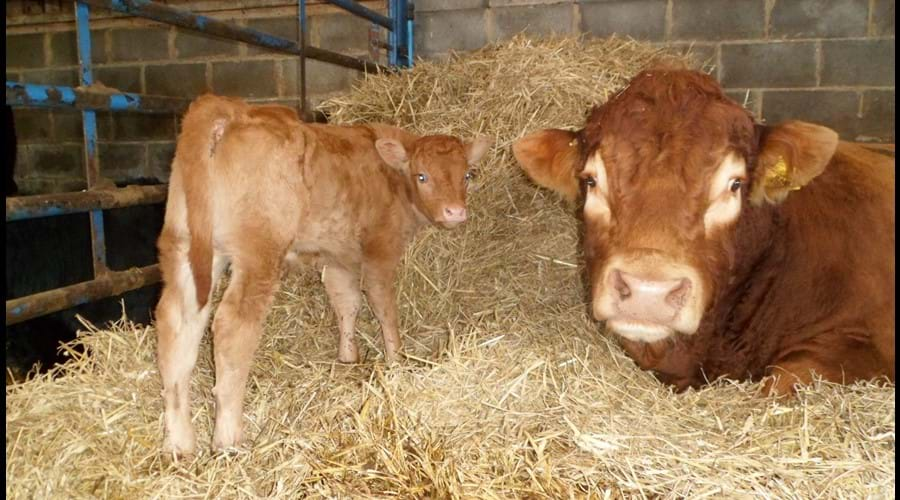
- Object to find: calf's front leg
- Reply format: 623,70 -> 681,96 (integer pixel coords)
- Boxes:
323,264 -> 363,363
363,261 -> 402,363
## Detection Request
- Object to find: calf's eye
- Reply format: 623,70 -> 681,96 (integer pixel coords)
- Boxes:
728,178 -> 743,193
585,176 -> 597,188
417,173 -> 428,183
464,170 -> 475,182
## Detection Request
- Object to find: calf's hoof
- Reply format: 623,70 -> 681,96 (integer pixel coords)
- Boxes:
212,421 -> 244,451
162,430 -> 197,458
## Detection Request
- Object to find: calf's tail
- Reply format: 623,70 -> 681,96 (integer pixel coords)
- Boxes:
174,95 -> 240,309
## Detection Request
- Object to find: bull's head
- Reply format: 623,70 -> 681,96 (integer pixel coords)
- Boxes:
513,69 -> 838,344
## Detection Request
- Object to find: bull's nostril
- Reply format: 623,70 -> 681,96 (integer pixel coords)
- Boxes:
666,279 -> 691,309
612,270 -> 631,300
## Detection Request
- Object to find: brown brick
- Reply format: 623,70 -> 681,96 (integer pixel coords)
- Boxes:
671,0 -> 765,40
858,90 -> 894,142
582,0 -> 666,41
93,66 -> 142,94
212,60 -> 278,98
761,90 -> 860,140
769,0 -> 868,38
492,4 -> 576,41
113,114 -> 176,141
48,31 -> 79,67
415,8 -> 487,56
147,142 -> 176,182
6,34 -> 45,69
312,13 -> 372,55
29,144 -> 84,177
871,0 -> 895,36
146,63 -> 208,98
12,109 -> 53,144
175,30 -> 240,59
109,28 -> 170,62
720,42 -> 817,88
820,39 -> 894,87
99,143 -> 146,182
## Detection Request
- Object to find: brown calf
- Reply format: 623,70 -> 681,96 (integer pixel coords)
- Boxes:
514,68 -> 894,397
156,94 -> 491,454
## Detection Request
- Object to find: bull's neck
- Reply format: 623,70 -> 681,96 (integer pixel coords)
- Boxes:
700,203 -> 786,380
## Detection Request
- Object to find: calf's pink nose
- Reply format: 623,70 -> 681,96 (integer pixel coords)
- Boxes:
611,269 -> 691,324
442,205 -> 467,222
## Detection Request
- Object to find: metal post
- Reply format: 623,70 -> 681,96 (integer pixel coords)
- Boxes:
388,0 -> 398,66
299,0 -> 307,120
76,2 -> 109,277
406,1 -> 414,67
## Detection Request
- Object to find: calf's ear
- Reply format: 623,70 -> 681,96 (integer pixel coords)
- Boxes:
512,129 -> 582,203
375,138 -> 409,171
465,136 -> 493,165
750,120 -> 838,205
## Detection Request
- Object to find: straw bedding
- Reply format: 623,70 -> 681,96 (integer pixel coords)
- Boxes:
6,36 -> 894,499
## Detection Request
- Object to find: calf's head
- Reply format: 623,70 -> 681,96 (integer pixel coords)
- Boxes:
376,134 -> 493,228
514,69 -> 838,344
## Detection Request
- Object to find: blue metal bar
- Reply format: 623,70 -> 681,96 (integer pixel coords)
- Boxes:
322,0 -> 392,30
388,0 -> 398,66
79,0 -> 387,73
6,81 -> 190,113
407,8 -> 414,67
76,2 -> 109,276
6,265 -> 161,325
6,185 -> 168,222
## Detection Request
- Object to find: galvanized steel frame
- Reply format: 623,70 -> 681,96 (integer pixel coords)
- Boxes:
5,0 -> 415,326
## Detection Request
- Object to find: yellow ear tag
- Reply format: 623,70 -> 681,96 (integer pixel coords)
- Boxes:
765,156 -> 801,192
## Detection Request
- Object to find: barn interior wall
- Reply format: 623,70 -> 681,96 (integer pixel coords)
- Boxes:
5,0 -> 895,194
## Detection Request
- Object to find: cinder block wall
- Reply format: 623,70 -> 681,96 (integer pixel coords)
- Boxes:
6,0 -> 895,194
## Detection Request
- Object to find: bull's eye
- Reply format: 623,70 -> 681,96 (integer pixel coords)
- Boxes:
585,176 -> 597,188
728,178 -> 743,193
417,173 -> 428,183
464,170 -> 475,182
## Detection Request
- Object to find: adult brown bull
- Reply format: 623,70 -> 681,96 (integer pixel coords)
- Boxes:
514,68 -> 894,397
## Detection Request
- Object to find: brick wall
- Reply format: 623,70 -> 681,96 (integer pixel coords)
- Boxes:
416,0 -> 895,142
6,0 -> 894,194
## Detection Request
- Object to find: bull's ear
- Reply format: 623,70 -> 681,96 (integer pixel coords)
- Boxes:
750,120 -> 838,205
375,138 -> 409,172
512,129 -> 582,203
465,136 -> 493,165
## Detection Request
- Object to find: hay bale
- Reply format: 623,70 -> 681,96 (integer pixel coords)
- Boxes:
6,36 -> 894,499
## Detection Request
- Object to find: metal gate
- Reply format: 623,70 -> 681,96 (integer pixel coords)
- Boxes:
5,0 -> 414,326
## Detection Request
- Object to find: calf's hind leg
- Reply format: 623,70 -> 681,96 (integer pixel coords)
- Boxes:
157,232 -> 228,456
210,249 -> 284,450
